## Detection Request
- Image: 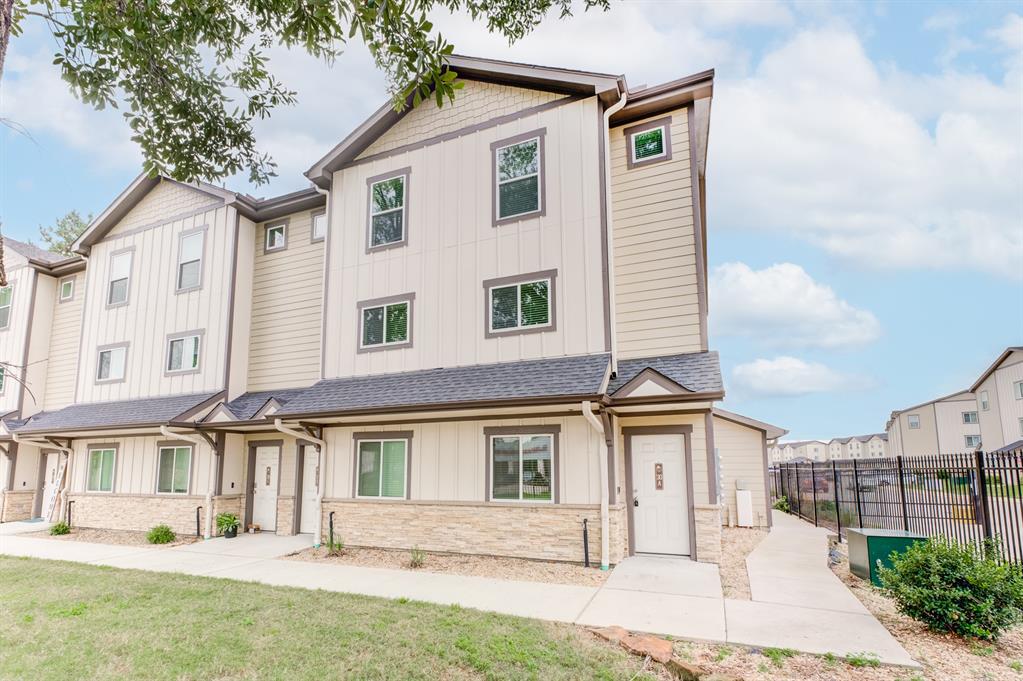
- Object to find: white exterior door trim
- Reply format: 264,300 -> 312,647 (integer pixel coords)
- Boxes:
625,427 -> 695,559
299,445 -> 319,534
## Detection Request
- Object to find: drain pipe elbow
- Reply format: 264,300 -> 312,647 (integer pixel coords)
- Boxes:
582,401 -> 610,571
274,418 -> 327,548
161,425 -> 213,539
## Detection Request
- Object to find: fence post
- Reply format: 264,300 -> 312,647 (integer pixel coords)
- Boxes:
975,450 -> 993,541
794,464 -> 801,518
811,461 -> 819,527
896,455 -> 909,532
833,460 -> 842,538
852,459 -> 863,529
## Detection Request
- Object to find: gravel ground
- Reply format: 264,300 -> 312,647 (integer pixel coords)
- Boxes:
23,527 -> 200,547
284,545 -> 609,586
719,526 -> 768,599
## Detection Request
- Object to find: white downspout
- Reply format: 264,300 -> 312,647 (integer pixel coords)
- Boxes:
274,418 -> 327,548
160,426 -> 213,539
581,401 -> 610,570
13,433 -> 73,523
602,88 -> 627,377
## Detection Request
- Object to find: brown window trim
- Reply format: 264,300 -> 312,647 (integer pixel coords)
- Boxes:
154,440 -> 195,495
85,443 -> 120,494
174,225 -> 208,294
483,425 -> 561,504
482,269 -> 557,339
491,128 -> 547,227
365,167 -> 411,253
263,219 -> 289,254
95,341 -> 130,384
356,293 -> 415,353
310,208 -> 327,244
351,431 -> 414,500
106,246 -> 135,309
624,116 -> 673,169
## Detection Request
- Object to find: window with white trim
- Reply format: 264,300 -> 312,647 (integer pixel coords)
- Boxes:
157,446 -> 191,494
356,439 -> 407,498
368,175 -> 406,248
963,411 -> 979,424
97,346 -> 127,382
176,230 -> 204,291
361,301 -> 410,348
965,435 -> 981,449
1015,381 -> 1023,400
59,277 -> 74,302
0,285 -> 10,328
495,137 -> 541,221
490,434 -> 553,502
166,334 -> 201,373
87,448 -> 116,492
980,390 -> 990,411
631,125 -> 667,163
489,278 -> 551,333
311,211 -> 327,242
265,223 -> 287,251
108,251 -> 132,305
908,414 -> 921,429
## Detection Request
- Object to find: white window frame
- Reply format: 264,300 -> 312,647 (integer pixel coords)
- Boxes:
0,366 -> 5,394
311,209 -> 327,243
357,296 -> 413,351
965,435 -> 982,449
107,249 -> 133,307
980,390 -> 990,411
58,277 -> 75,302
175,228 -> 205,292
963,411 -> 979,424
0,284 -> 11,330
483,271 -> 557,338
1015,381 -> 1023,400
156,445 -> 193,495
366,171 -> 409,251
493,131 -> 544,224
86,447 -> 117,493
165,332 -> 203,375
96,344 -> 128,383
354,438 -> 408,499
264,222 -> 287,253
488,433 -> 555,504
630,124 -> 668,164
907,414 -> 921,429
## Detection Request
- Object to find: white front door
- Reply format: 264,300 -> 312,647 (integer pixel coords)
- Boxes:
631,434 -> 690,555
41,453 -> 61,520
299,446 -> 319,534
252,446 -> 279,531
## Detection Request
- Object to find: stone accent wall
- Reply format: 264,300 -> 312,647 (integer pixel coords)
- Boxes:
276,496 -> 295,536
67,494 -> 207,537
211,495 -> 243,536
320,499 -> 628,564
694,504 -> 722,564
1,490 -> 35,522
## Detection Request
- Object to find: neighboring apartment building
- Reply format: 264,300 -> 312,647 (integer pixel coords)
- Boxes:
827,434 -> 887,460
886,390 -> 981,456
970,347 -> 1023,451
769,440 -> 826,463
1,56 -> 782,567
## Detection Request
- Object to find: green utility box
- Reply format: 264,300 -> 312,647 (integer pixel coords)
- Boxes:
847,528 -> 927,586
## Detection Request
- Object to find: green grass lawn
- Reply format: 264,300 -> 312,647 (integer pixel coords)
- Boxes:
0,556 -> 654,681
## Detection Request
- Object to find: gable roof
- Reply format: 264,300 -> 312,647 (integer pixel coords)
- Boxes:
970,347 -> 1023,392
892,389 -> 975,416
13,392 -> 222,435
608,352 -> 723,396
712,408 -> 787,441
4,237 -> 63,265
216,388 -> 310,422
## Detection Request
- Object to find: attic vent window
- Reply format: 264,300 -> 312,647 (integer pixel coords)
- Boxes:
625,117 -> 672,169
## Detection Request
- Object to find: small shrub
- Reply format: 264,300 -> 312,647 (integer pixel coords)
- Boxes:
409,546 -> 426,569
326,535 -> 345,557
49,521 -> 71,536
772,496 -> 790,513
822,652 -> 837,666
713,646 -> 732,662
845,652 -> 880,668
1009,660 -> 1022,673
879,537 -> 1023,641
761,647 -> 796,667
147,524 -> 176,545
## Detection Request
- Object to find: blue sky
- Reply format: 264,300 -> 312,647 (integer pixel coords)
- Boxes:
1,0 -> 1020,441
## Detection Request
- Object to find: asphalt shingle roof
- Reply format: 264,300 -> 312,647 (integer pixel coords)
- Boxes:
607,351 -> 722,395
278,354 -> 611,417
14,392 -> 219,434
222,388 -> 309,420
4,237 -> 65,264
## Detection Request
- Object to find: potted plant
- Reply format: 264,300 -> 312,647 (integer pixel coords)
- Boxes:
216,513 -> 240,539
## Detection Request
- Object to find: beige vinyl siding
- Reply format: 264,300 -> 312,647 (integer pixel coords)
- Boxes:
713,416 -> 769,527
106,180 -> 222,238
321,415 -> 604,504
358,81 -> 567,159
70,435 -> 215,496
610,109 -> 703,358
21,275 -> 56,418
934,395 -> 980,452
75,188 -> 234,403
246,211 -> 323,390
976,373 -> 1004,450
994,354 -> 1023,446
0,253 -> 32,414
325,96 -> 606,378
42,272 -> 85,411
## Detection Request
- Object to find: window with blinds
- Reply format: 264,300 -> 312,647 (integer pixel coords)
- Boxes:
357,439 -> 407,498
108,250 -> 132,305
490,435 -> 553,502
631,126 -> 666,163
369,175 -> 406,248
489,278 -> 550,333
167,334 -> 201,373
496,137 -> 541,221
157,446 -> 191,494
361,300 -> 410,348
177,230 -> 204,291
87,448 -> 116,492
96,345 -> 127,382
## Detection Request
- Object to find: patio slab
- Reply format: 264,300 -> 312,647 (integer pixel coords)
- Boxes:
604,555 -> 722,598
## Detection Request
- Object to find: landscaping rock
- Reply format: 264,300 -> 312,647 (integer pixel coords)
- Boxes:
590,626 -> 673,663
665,657 -> 707,681
590,625 -> 628,645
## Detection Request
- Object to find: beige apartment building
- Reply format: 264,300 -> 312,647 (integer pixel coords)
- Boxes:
1,56 -> 781,568
827,434 -> 887,460
886,390 -> 981,456
970,347 -> 1023,452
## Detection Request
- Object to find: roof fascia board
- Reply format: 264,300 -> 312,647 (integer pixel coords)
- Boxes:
970,347 -> 1023,392
278,392 -> 605,421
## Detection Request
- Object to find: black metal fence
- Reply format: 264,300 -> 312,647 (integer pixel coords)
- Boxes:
770,448 -> 1023,564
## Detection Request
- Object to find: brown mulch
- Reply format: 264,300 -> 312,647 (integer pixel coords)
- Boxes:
719,526 -> 768,600
284,545 -> 609,587
23,527 -> 200,547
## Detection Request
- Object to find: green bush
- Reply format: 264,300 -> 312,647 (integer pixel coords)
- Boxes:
215,513 -> 239,534
146,524 -> 176,545
49,521 -> 71,536
772,496 -> 790,513
409,546 -> 426,569
879,538 -> 1023,640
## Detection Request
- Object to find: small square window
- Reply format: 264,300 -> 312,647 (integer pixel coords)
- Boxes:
368,174 -> 406,249
965,435 -> 982,449
632,126 -> 666,162
59,278 -> 75,302
908,414 -> 921,429
265,223 -> 287,252
97,346 -> 127,382
311,210 -> 327,242
360,300 -> 411,349
963,411 -> 979,424
87,448 -> 116,492
167,334 -> 201,373
490,434 -> 553,503
487,275 -> 554,335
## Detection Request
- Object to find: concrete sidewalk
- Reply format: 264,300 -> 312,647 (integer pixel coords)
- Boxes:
0,515 -> 917,667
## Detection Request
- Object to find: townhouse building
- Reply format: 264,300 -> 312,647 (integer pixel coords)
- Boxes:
970,347 -> 1023,452
886,390 -> 981,456
1,56 -> 780,568
827,434 -> 887,460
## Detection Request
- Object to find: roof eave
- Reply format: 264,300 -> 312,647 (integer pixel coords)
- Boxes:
970,347 -> 1023,392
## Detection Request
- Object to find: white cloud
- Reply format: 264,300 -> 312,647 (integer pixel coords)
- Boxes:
730,356 -> 874,398
989,13 -> 1023,53
710,262 -> 881,348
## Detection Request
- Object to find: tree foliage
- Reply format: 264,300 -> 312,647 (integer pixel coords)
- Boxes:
6,0 -> 610,186
39,209 -> 90,256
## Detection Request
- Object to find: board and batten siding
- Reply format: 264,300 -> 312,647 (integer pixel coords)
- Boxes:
934,394 -> 981,452
0,252 -> 32,415
324,95 -> 606,378
321,415 -> 604,505
992,353 -> 1023,448
610,108 -> 702,359
70,435 -> 216,496
713,416 -> 769,528
246,210 -> 323,391
75,188 -> 234,403
42,271 -> 85,411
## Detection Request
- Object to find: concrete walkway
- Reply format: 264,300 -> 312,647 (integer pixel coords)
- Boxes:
0,514 -> 917,667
